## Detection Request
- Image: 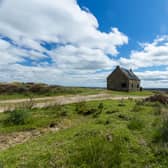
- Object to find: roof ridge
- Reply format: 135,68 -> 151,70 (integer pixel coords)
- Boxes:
120,67 -> 140,81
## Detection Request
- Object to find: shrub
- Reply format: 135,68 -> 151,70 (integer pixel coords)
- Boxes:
4,108 -> 30,125
145,94 -> 168,105
29,84 -> 50,94
128,117 -> 144,130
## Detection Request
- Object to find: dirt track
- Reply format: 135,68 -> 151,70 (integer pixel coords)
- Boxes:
0,94 -> 148,151
0,93 -> 147,113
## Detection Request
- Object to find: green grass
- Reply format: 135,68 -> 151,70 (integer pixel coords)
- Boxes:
0,98 -> 167,167
106,90 -> 154,96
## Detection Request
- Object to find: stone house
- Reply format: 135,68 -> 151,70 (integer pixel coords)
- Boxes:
107,66 -> 140,91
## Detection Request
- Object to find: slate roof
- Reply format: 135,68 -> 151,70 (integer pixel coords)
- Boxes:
120,68 -> 140,81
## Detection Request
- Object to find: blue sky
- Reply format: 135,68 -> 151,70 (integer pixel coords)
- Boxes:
78,0 -> 168,57
0,0 -> 167,88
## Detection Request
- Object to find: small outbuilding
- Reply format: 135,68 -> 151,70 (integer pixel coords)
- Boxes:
107,66 -> 140,91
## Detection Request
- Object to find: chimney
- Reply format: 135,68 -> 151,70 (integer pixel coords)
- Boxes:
116,65 -> 120,69
130,68 -> 132,72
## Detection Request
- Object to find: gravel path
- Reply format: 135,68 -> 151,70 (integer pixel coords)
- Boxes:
0,94 -> 147,113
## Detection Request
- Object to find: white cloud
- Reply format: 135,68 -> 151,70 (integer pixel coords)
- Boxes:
136,70 -> 168,88
0,0 -> 128,86
0,38 -> 47,66
0,0 -> 128,54
119,36 -> 168,88
49,45 -> 117,70
120,36 -> 168,69
0,0 -> 167,88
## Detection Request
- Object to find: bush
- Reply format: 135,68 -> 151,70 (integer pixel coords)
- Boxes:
4,108 -> 30,125
145,94 -> 168,105
128,117 -> 144,130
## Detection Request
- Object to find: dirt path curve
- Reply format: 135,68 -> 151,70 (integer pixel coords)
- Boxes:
0,94 -> 148,113
0,94 -> 148,151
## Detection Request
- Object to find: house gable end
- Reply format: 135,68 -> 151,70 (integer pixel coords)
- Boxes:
107,66 -> 129,81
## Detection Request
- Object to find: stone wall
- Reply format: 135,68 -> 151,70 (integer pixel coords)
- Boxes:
128,80 -> 140,91
107,68 -> 129,91
107,67 -> 140,92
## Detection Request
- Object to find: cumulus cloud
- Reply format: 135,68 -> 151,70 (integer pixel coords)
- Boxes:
49,45 -> 117,70
0,0 -> 128,86
0,0 -> 167,88
120,36 -> 168,69
136,70 -> 168,88
0,0 -> 128,53
119,36 -> 168,88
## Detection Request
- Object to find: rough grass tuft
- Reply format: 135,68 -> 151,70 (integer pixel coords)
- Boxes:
68,135 -> 125,168
4,108 -> 30,126
127,117 -> 144,130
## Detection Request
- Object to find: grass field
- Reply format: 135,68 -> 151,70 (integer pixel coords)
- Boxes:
0,96 -> 168,168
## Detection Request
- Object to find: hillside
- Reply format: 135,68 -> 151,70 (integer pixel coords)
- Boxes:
0,82 -> 105,100
0,82 -> 153,100
0,93 -> 167,167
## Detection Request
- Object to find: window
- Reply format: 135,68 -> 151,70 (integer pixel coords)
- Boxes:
137,84 -> 139,88
131,84 -> 133,88
121,83 -> 127,88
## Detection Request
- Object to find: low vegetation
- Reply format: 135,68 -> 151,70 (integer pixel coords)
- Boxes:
4,108 -> 30,126
0,82 -> 154,100
0,94 -> 167,167
127,117 -> 144,130
0,82 -> 105,100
